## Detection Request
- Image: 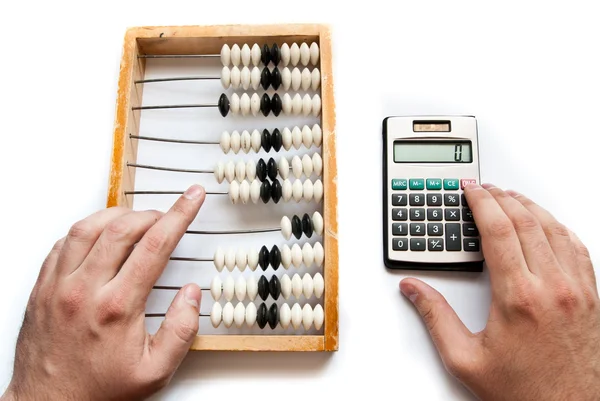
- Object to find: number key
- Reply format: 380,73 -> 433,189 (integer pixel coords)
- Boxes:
409,193 -> 424,206
392,194 -> 407,206
410,223 -> 425,236
427,208 -> 443,221
410,208 -> 425,221
428,223 -> 443,236
445,208 -> 460,221
427,193 -> 442,206
392,208 -> 408,221
392,223 -> 408,236
444,193 -> 459,206
392,238 -> 408,251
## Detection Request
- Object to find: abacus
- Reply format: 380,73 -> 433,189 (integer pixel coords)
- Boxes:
106,25 -> 338,351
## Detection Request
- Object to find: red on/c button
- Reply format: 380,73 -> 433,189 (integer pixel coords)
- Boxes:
461,179 -> 477,189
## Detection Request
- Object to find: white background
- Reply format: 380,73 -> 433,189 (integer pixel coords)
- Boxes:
1,1 -> 599,400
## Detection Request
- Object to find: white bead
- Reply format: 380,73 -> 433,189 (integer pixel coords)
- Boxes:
311,68 -> 321,91
210,276 -> 222,301
248,248 -> 259,271
236,248 -> 247,271
291,273 -> 303,298
281,216 -> 292,240
223,276 -> 235,301
302,304 -> 314,330
228,180 -> 240,204
303,179 -> 314,202
281,244 -> 292,268
246,160 -> 256,181
313,179 -> 323,203
291,244 -> 303,267
214,161 -> 225,184
280,274 -> 292,299
313,304 -> 324,330
282,179 -> 292,202
241,68 -> 251,91
240,180 -> 250,204
250,179 -> 261,203
234,302 -> 245,327
312,153 -> 323,176
221,66 -> 231,89
313,212 -> 324,236
214,247 -> 225,271
246,276 -> 258,301
230,66 -> 241,89
210,302 -> 222,328
291,67 -> 301,91
230,93 -> 240,115
314,273 -> 324,298
292,126 -> 303,149
302,126 -> 313,150
282,93 -> 292,115
251,44 -> 261,66
280,43 -> 290,66
314,242 -> 324,267
241,44 -> 251,66
251,129 -> 261,153
282,127 -> 293,150
290,43 -> 300,66
230,130 -> 241,154
302,243 -> 315,268
278,157 -> 289,179
303,273 -> 314,299
301,68 -> 311,91
292,179 -> 303,202
312,124 -> 322,147
235,275 -> 246,301
245,302 -> 257,327
235,160 -> 246,182
220,131 -> 231,153
225,250 -> 236,272
230,44 -> 241,66
291,156 -> 303,178
223,302 -> 234,328
281,68 -> 292,91
302,94 -> 312,117
225,161 -> 235,183
220,44 -> 230,66
291,303 -> 302,329
300,42 -> 310,66
241,130 -> 252,153
250,67 -> 261,90
312,95 -> 321,117
279,303 -> 291,329
251,93 -> 260,116
310,42 -> 320,65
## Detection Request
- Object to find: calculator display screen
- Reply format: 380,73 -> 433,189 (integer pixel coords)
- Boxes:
393,140 -> 472,163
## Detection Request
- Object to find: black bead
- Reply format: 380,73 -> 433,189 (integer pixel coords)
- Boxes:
269,275 -> 281,299
292,215 -> 302,239
261,44 -> 271,66
270,67 -> 282,90
270,179 -> 282,204
269,245 -> 281,270
257,303 -> 268,329
259,245 -> 270,271
218,93 -> 229,117
271,128 -> 282,152
261,129 -> 272,152
260,94 -> 271,117
260,180 -> 271,204
258,275 -> 270,300
267,303 -> 279,329
260,67 -> 271,90
267,158 -> 278,181
271,43 -> 281,66
302,213 -> 313,238
256,159 -> 267,182
271,93 -> 282,117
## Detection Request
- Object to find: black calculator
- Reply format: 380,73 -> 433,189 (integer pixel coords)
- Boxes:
382,116 -> 483,271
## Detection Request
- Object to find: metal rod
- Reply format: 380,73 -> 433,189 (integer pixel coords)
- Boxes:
132,104 -> 217,111
153,285 -> 209,291
186,228 -> 280,235
135,76 -> 219,84
129,134 -> 219,145
145,313 -> 210,317
123,191 -> 227,195
138,54 -> 220,59
169,256 -> 213,262
127,163 -> 213,174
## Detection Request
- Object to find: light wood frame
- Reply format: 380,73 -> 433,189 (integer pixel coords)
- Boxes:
106,24 -> 338,351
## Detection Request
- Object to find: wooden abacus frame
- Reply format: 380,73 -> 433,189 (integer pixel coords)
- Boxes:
105,24 -> 338,351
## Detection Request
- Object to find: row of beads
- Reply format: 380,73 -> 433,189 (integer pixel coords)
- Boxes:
214,154 -> 322,184
221,66 -> 320,91
228,178 -> 323,204
210,273 -> 324,302
211,302 -> 324,330
220,43 -> 319,68
219,125 -> 322,154
282,212 -> 323,240
219,93 -> 321,118
214,241 -> 324,272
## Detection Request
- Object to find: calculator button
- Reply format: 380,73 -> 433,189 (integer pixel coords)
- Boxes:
461,179 -> 477,189
409,193 -> 425,206
444,193 -> 460,206
410,208 -> 425,221
392,179 -> 408,190
462,223 -> 479,237
427,208 -> 443,221
463,238 -> 480,252
409,179 -> 425,190
462,208 -> 474,221
392,194 -> 407,206
461,194 -> 468,207
426,178 -> 442,190
427,193 -> 442,206
392,238 -> 408,251
428,238 -> 444,251
428,223 -> 443,236
410,223 -> 426,236
392,208 -> 408,221
392,223 -> 408,236
445,223 -> 462,251
445,208 -> 460,221
410,238 -> 426,251
443,179 -> 460,190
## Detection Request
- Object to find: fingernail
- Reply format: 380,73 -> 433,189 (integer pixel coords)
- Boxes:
481,183 -> 495,189
183,185 -> 204,200
184,285 -> 200,309
465,183 -> 481,191
400,283 -> 418,304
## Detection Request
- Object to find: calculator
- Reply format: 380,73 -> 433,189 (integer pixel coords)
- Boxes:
382,116 -> 484,272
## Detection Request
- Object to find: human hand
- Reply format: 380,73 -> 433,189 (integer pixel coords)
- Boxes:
1,185 -> 206,401
400,183 -> 599,401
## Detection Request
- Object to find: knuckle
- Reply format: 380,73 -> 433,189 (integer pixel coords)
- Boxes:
553,281 -> 581,313
487,218 -> 514,240
173,319 -> 198,343
96,293 -> 128,325
444,353 -> 480,381
512,213 -> 539,233
105,219 -> 133,241
420,304 -> 440,334
143,230 -> 169,255
505,281 -> 538,316
52,237 -> 66,253
68,220 -> 96,242
171,202 -> 189,217
545,222 -> 570,239
574,242 -> 591,260
57,283 -> 86,318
